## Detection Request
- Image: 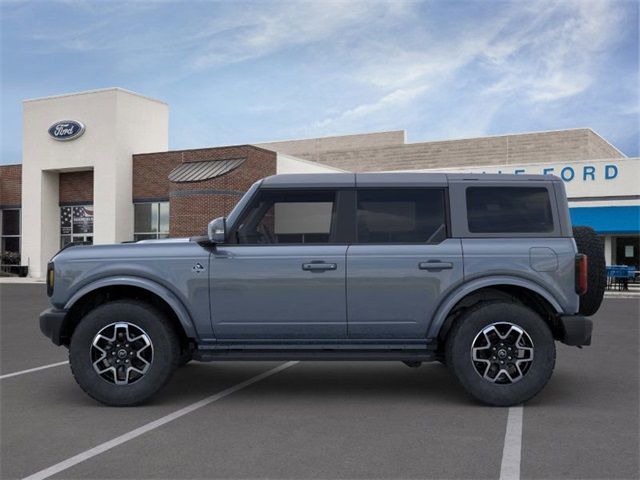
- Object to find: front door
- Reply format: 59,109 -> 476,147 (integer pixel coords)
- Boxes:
346,188 -> 464,339
210,189 -> 348,339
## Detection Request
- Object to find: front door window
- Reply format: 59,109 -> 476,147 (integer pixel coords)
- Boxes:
233,190 -> 338,244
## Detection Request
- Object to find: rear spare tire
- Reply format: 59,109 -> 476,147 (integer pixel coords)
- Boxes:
573,226 -> 606,316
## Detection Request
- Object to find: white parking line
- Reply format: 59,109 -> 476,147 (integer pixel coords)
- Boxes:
22,361 -> 298,480
499,406 -> 523,480
0,361 -> 69,380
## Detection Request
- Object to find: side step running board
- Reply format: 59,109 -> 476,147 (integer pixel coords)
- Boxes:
193,349 -> 437,362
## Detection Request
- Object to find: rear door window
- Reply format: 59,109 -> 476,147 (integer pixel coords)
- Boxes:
356,189 -> 447,243
466,187 -> 554,233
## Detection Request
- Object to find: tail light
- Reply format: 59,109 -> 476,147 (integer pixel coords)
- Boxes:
575,254 -> 588,295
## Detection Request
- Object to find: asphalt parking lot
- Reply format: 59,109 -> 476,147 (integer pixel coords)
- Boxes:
1,283 -> 638,480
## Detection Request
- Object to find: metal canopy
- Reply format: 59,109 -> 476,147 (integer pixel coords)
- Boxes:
168,158 -> 246,183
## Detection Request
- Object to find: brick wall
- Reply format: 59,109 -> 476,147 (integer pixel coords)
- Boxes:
0,164 -> 22,208
132,152 -> 180,201
133,146 -> 277,237
59,171 -> 94,204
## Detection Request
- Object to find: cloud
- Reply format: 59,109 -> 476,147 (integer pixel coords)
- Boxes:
190,1 -> 413,69
2,0 -> 636,159
482,0 -> 624,102
313,85 -> 429,129
308,0 -> 629,135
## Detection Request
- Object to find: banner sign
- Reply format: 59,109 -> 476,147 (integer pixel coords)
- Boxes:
417,158 -> 639,200
60,206 -> 93,235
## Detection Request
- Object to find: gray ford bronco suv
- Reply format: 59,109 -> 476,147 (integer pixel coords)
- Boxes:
40,173 -> 605,407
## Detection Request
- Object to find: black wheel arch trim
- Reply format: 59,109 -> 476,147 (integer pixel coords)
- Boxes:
62,276 -> 198,340
427,275 -> 564,340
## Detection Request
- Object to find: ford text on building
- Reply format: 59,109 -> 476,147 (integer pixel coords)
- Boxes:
0,88 -> 638,278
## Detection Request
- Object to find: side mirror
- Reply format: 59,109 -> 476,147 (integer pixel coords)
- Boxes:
208,217 -> 226,244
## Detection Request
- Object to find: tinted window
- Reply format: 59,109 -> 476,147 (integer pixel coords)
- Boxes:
466,187 -> 554,233
1,209 -> 20,235
134,203 -> 158,233
356,189 -> 446,243
134,202 -> 169,240
235,190 -> 337,244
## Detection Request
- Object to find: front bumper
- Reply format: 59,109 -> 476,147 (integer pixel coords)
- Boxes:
39,308 -> 68,346
558,315 -> 593,346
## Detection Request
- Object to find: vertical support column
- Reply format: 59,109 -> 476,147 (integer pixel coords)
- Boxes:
611,236 -> 617,265
604,236 -> 611,266
114,152 -> 134,243
604,235 -> 614,266
93,160 -> 133,245
92,163 -> 116,245
21,169 -> 59,278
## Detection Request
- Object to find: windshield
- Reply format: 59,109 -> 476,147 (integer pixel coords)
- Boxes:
225,180 -> 262,230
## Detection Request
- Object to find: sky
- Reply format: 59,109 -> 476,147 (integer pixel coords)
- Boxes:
1,0 -> 638,165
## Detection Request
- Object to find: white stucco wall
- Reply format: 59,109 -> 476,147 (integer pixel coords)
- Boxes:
21,88 -> 168,278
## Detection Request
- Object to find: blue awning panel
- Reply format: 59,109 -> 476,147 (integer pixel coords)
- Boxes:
569,206 -> 640,234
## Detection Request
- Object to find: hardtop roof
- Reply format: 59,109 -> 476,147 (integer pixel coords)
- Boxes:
260,172 -> 559,188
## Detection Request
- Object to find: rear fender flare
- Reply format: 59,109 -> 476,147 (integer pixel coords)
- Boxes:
64,276 -> 197,338
427,276 -> 563,339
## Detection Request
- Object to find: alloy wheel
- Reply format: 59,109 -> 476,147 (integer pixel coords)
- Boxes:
90,322 -> 153,385
471,322 -> 534,384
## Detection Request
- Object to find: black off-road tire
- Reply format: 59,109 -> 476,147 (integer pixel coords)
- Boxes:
572,226 -> 606,316
445,301 -> 555,407
69,300 -> 180,406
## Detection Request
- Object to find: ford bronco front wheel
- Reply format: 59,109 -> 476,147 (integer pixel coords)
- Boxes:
69,300 -> 180,406
446,301 -> 555,407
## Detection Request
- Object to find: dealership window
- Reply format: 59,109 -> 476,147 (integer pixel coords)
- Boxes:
466,187 -> 554,233
356,189 -> 447,243
60,206 -> 94,248
1,209 -> 21,264
134,202 -> 169,241
235,190 -> 337,244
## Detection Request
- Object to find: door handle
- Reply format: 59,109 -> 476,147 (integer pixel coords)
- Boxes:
302,262 -> 337,272
419,261 -> 453,271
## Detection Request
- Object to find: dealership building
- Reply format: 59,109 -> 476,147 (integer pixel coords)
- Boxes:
0,88 -> 638,278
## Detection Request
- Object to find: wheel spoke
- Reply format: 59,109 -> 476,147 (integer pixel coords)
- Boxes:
471,322 -> 534,385
91,322 -> 153,386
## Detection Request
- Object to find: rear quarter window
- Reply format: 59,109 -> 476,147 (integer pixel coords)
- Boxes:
466,186 -> 554,233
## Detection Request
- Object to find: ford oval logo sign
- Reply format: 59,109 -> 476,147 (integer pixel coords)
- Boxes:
48,120 -> 85,141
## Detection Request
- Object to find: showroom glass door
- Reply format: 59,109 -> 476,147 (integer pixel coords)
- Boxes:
60,206 -> 94,247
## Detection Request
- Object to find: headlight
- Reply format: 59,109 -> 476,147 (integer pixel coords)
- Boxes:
47,262 -> 54,297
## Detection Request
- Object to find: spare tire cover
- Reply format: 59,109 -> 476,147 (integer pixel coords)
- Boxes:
572,226 -> 606,316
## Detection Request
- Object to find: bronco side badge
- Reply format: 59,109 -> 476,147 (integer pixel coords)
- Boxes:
192,262 -> 205,274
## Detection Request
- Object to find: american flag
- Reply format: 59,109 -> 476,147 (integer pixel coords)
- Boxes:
60,207 -> 72,234
73,206 -> 93,218
60,206 -> 93,234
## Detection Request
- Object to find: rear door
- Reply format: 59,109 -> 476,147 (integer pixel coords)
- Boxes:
346,184 -> 463,339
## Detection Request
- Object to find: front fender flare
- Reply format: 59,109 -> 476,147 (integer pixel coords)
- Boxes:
64,276 -> 197,339
426,275 -> 563,339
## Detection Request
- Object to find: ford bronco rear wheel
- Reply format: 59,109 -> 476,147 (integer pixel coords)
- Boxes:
445,301 -> 555,406
69,300 -> 180,406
